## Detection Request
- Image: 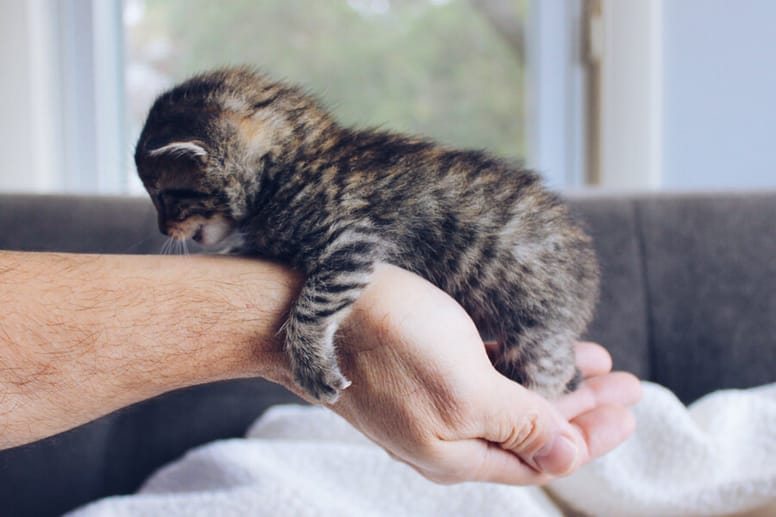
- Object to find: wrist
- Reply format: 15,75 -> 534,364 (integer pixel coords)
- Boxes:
128,255 -> 301,392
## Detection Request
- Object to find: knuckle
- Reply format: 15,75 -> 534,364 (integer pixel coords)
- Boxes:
501,411 -> 547,455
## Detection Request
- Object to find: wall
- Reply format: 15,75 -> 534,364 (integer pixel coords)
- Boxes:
0,1 -> 35,191
662,0 -> 776,189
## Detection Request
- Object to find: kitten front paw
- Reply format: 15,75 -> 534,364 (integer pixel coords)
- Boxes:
284,305 -> 354,403
564,367 -> 583,393
293,362 -> 352,404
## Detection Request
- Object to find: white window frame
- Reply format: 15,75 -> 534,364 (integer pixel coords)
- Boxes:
524,0 -> 589,189
593,0 -> 663,189
1,0 -> 125,194
0,0 -> 61,192
59,0 -> 127,193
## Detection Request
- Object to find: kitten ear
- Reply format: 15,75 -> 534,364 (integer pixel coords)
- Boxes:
147,141 -> 208,163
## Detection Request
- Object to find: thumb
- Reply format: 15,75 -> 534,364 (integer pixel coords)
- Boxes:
481,378 -> 581,477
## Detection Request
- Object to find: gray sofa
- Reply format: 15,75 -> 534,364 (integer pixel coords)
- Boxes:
1,192 -> 774,516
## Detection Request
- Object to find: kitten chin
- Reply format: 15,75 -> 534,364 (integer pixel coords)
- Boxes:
196,216 -> 236,248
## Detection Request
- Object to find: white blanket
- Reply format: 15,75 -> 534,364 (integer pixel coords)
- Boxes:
69,382 -> 776,517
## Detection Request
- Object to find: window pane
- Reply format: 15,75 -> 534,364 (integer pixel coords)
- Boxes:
124,0 -> 526,190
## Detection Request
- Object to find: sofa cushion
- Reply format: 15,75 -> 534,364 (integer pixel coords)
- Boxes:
0,194 -> 165,254
569,196 -> 651,381
635,192 -> 776,402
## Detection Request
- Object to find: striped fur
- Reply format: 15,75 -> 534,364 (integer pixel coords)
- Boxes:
135,67 -> 599,402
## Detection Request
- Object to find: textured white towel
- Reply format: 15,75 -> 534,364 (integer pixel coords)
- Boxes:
69,382 -> 776,517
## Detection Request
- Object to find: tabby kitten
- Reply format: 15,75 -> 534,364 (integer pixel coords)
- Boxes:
135,67 -> 599,403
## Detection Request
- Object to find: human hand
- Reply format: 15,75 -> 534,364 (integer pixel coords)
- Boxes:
316,264 -> 641,485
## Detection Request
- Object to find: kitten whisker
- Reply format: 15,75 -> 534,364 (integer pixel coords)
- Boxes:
161,237 -> 178,256
124,235 -> 156,253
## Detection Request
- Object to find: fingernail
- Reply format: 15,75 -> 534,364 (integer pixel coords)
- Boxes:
534,435 -> 579,476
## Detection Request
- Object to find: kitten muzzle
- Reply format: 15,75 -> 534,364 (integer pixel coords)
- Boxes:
165,214 -> 235,248
192,225 -> 204,243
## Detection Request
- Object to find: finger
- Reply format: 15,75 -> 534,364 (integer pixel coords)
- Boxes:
554,371 -> 642,420
573,342 -> 612,377
572,404 -> 637,463
478,379 -> 582,477
473,442 -> 553,485
458,404 -> 637,484
423,438 -> 553,486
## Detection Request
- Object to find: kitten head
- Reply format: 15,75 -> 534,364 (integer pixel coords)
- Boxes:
134,67 -> 334,247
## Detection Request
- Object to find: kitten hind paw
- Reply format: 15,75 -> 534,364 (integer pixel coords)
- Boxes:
564,367 -> 584,393
495,360 -> 578,400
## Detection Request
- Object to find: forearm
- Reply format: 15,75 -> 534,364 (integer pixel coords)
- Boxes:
0,251 -> 299,449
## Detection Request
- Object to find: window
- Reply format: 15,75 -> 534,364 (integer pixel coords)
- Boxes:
124,0 -> 529,194
0,0 -> 587,194
5,3 -> 773,194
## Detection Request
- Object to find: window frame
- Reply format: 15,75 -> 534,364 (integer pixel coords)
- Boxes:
590,0 -> 663,189
524,0 -> 589,189
58,0 -> 127,193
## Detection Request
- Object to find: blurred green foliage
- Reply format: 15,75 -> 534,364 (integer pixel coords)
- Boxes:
134,0 -> 525,158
